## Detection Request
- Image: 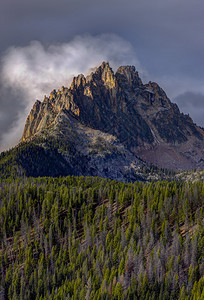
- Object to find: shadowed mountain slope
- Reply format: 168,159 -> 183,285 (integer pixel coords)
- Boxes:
0,62 -> 204,180
21,62 -> 204,171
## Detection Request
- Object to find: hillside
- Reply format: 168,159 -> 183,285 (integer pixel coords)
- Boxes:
0,123 -> 175,181
0,62 -> 204,180
21,62 -> 204,171
0,176 -> 203,299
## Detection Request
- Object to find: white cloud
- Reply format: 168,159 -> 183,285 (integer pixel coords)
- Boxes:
0,34 -> 143,151
0,33 -> 203,152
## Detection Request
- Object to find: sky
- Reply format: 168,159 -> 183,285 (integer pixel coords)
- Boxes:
0,0 -> 204,151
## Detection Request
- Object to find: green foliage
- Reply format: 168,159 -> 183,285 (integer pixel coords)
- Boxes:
0,176 -> 203,299
0,137 -> 178,182
0,137 -> 75,179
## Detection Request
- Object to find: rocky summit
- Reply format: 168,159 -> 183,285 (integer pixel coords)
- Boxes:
1,62 -> 204,180
21,62 -> 204,170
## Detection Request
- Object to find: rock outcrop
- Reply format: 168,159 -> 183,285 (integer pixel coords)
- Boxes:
21,62 -> 204,170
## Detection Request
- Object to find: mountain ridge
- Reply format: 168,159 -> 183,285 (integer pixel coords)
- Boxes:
20,62 -> 204,171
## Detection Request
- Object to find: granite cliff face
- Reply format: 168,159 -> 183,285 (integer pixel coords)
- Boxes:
21,62 -> 204,171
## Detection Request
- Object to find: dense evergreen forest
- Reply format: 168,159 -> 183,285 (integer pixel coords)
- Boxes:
0,176 -> 203,299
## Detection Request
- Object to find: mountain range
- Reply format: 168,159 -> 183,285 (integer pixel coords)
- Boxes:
1,62 -> 204,180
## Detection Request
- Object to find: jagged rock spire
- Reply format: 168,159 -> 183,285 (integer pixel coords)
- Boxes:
21,62 -> 204,170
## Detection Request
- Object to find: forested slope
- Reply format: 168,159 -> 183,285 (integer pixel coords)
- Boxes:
0,176 -> 203,299
0,138 -> 175,182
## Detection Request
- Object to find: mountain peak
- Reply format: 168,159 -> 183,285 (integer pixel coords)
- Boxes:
100,61 -> 111,69
20,62 -> 204,170
116,65 -> 143,88
70,74 -> 86,89
116,65 -> 136,74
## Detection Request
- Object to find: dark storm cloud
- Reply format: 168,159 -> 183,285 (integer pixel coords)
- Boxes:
174,92 -> 204,128
1,0 -> 204,76
0,0 -> 204,151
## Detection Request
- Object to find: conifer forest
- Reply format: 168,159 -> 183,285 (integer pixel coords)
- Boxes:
0,176 -> 203,299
